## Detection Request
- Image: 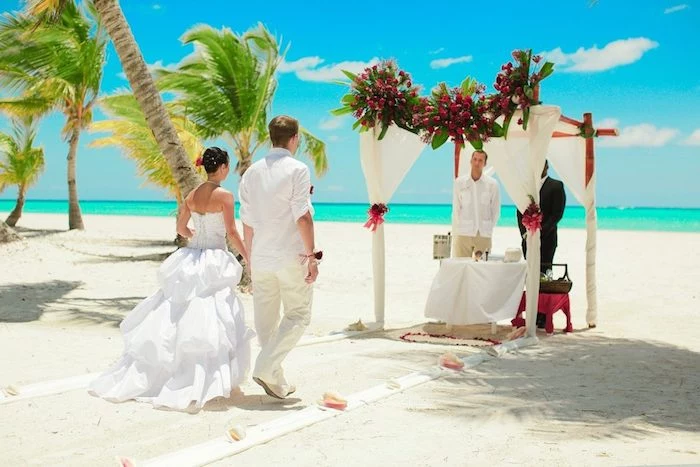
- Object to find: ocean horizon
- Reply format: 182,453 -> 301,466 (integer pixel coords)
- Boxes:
2,199 -> 700,233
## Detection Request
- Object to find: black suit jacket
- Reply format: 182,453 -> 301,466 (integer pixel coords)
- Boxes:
517,177 -> 566,244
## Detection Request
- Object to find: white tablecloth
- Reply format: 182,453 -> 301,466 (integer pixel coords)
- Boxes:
424,258 -> 527,325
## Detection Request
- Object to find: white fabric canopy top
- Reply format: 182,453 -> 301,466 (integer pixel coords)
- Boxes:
483,105 -> 562,337
359,125 -> 426,325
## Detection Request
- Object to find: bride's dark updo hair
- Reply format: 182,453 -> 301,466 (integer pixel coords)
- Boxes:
197,146 -> 229,173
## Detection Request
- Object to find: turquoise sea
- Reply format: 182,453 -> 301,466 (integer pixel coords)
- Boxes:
1,199 -> 699,232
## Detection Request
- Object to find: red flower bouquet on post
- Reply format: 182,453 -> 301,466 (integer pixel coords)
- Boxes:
415,78 -> 495,177
489,49 -> 554,136
331,60 -> 423,140
364,203 -> 389,232
521,195 -> 543,235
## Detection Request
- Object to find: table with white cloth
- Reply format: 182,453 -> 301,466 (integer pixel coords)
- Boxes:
424,258 -> 528,326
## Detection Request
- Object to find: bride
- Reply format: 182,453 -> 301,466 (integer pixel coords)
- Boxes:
89,147 -> 254,411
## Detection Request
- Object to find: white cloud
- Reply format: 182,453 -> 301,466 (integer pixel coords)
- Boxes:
319,117 -> 345,131
542,38 -> 658,72
430,55 -> 473,69
278,57 -> 324,73
429,47 -> 445,55
681,129 -> 700,146
596,118 -> 620,129
327,135 -> 340,142
278,56 -> 380,82
599,123 -> 678,147
664,4 -> 689,14
152,3 -> 162,10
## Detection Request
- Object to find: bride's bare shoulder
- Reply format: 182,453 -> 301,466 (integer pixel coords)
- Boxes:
213,186 -> 234,203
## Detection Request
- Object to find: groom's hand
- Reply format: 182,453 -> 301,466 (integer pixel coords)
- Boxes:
305,260 -> 319,284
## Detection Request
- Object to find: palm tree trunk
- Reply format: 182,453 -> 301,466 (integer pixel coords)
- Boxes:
5,184 -> 26,227
93,0 -> 201,198
236,148 -> 252,177
0,221 -> 20,243
67,129 -> 84,230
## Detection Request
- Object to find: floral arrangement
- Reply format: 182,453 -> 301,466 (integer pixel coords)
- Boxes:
521,195 -> 543,234
331,60 -> 422,140
489,49 -> 554,135
414,78 -> 496,151
364,203 -> 389,231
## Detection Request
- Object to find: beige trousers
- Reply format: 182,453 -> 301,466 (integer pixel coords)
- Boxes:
252,262 -> 313,391
454,234 -> 492,258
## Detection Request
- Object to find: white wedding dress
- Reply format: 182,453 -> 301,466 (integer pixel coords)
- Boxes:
89,212 -> 254,410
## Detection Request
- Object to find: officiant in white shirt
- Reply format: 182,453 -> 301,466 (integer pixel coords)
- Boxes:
452,150 -> 501,257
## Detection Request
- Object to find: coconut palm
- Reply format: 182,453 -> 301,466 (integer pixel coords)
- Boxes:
0,2 -> 105,229
0,117 -> 45,226
89,93 -> 205,205
156,23 -> 328,177
23,0 -> 202,201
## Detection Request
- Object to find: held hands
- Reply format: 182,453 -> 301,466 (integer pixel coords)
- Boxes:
178,227 -> 195,239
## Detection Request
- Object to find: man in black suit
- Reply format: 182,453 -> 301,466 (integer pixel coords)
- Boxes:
517,161 -> 566,327
517,161 -> 566,270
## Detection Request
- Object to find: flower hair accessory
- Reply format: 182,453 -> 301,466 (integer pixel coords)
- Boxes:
195,157 -> 204,167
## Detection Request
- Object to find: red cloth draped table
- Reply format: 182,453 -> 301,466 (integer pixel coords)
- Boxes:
511,292 -> 573,334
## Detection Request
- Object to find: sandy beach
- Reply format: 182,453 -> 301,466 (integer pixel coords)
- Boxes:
1,212 -> 699,466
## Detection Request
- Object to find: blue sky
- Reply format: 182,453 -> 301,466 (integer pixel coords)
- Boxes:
1,0 -> 699,207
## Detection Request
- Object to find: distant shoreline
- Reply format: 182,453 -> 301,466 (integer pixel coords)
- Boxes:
2,199 -> 700,233
1,198 -> 700,210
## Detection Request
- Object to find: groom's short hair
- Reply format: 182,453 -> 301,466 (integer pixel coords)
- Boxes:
269,115 -> 299,148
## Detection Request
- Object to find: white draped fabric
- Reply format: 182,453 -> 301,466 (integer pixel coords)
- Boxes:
424,258 -> 527,325
360,125 -> 427,325
547,121 -> 597,326
483,105 -> 562,337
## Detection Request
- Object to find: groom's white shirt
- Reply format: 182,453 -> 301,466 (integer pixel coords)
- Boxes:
239,147 -> 314,272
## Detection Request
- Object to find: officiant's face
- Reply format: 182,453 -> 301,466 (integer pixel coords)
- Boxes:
471,151 -> 487,172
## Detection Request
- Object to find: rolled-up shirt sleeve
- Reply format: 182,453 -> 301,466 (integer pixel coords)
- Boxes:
238,174 -> 255,228
290,166 -> 312,222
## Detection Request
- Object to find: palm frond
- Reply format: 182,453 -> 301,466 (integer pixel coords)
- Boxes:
299,127 -> 328,177
162,23 -> 317,176
0,117 -> 45,189
89,93 -> 205,200
0,4 -> 105,129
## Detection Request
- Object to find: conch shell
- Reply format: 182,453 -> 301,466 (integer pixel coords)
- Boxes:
320,391 -> 347,410
345,319 -> 368,332
438,352 -> 465,370
226,424 -> 246,442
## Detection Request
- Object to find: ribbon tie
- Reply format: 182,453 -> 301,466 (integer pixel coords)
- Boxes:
364,203 -> 389,232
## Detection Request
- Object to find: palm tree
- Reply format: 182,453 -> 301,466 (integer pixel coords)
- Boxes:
24,0 -> 202,201
0,3 -> 105,229
89,93 -> 204,205
156,23 -> 328,177
0,117 -> 45,226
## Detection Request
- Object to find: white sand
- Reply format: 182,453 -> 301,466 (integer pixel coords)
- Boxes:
1,212 -> 699,466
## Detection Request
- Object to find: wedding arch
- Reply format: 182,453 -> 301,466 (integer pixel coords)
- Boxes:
332,51 -> 617,338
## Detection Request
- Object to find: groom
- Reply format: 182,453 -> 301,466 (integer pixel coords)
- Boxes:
239,115 -> 320,399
